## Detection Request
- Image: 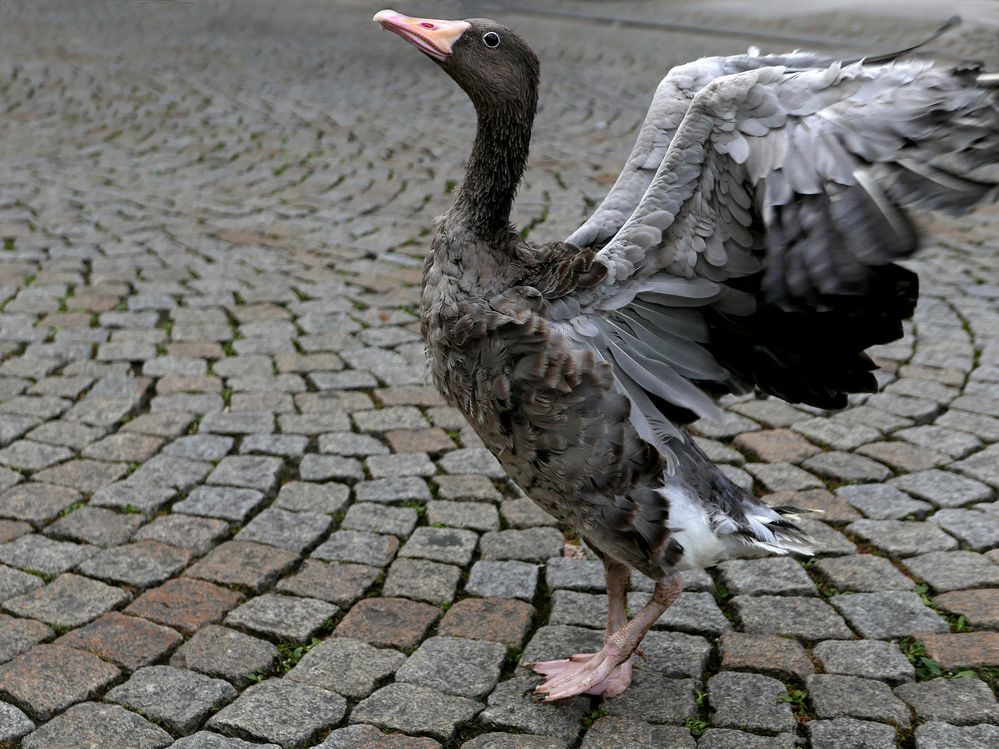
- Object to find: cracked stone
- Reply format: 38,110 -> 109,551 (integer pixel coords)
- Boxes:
287,636 -> 405,699
479,675 -> 585,742
719,557 -> 817,596
343,503 -> 418,538
383,558 -> 461,605
206,680 -> 346,748
58,611 -> 183,670
186,541 -> 298,593
351,683 -> 482,742
318,725 -> 441,749
3,572 -> 129,628
234,508 -> 331,552
45,506 -> 144,547
78,540 -> 192,587
466,560 -> 539,601
813,640 -> 914,684
837,484 -> 933,520
336,594 -> 440,648
0,534 -> 96,575
395,636 -> 506,699
277,559 -> 380,606
19,702 -> 171,749
439,598 -> 535,648
170,625 -> 277,687
806,674 -> 911,727
917,632 -> 999,669
225,593 -> 338,642
891,469 -> 993,508
0,482 -> 81,526
125,578 -> 244,636
895,677 -> 999,725
904,551 -> 999,592
913,721 -> 999,748
808,718 -> 896,749
708,671 -> 795,733
831,591 -> 949,638
274,481 -> 350,514
479,528 -> 562,562
732,595 -> 853,640
106,665 -> 237,735
847,519 -> 957,556
719,631 -> 815,680
313,531 -> 399,567
580,716 -> 695,749
134,514 -> 230,555
815,554 -> 914,592
0,644 -> 120,720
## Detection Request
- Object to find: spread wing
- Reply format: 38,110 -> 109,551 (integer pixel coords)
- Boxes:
554,57 -> 998,464
567,52 -> 848,251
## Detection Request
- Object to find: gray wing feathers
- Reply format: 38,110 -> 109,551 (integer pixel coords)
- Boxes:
559,56 -> 996,463
566,51 -> 851,250
594,59 -> 997,302
566,58 -> 727,250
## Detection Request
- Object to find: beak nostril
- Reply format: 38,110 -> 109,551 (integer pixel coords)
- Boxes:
419,22 -> 435,29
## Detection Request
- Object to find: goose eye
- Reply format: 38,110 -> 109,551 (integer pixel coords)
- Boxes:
482,31 -> 500,48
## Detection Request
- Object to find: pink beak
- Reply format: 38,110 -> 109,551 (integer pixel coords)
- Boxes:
373,9 -> 470,62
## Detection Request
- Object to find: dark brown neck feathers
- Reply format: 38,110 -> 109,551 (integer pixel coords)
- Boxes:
452,83 -> 538,239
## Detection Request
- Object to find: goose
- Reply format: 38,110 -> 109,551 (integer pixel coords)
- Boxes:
373,9 -> 998,700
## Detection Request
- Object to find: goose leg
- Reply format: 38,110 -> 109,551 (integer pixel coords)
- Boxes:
529,556 -> 632,697
592,558 -> 633,697
532,573 -> 684,701
604,558 -> 630,634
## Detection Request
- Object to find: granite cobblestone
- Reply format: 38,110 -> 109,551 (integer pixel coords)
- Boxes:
0,2 -> 995,747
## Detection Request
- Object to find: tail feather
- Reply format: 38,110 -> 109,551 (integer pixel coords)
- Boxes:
733,502 -> 815,557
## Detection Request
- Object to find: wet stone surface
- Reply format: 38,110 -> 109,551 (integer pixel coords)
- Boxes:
1,1 -> 998,747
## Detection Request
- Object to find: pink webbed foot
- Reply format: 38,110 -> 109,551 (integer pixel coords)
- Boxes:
529,648 -> 632,701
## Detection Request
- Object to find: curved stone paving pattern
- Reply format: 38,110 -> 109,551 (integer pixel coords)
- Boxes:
0,0 -> 998,747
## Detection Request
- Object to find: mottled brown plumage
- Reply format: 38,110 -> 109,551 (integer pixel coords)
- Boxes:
375,9 -> 998,699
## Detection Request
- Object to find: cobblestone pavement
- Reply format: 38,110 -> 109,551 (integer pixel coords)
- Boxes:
1,0 -> 998,747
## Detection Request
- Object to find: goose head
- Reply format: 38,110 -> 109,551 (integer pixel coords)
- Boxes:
373,9 -> 539,111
